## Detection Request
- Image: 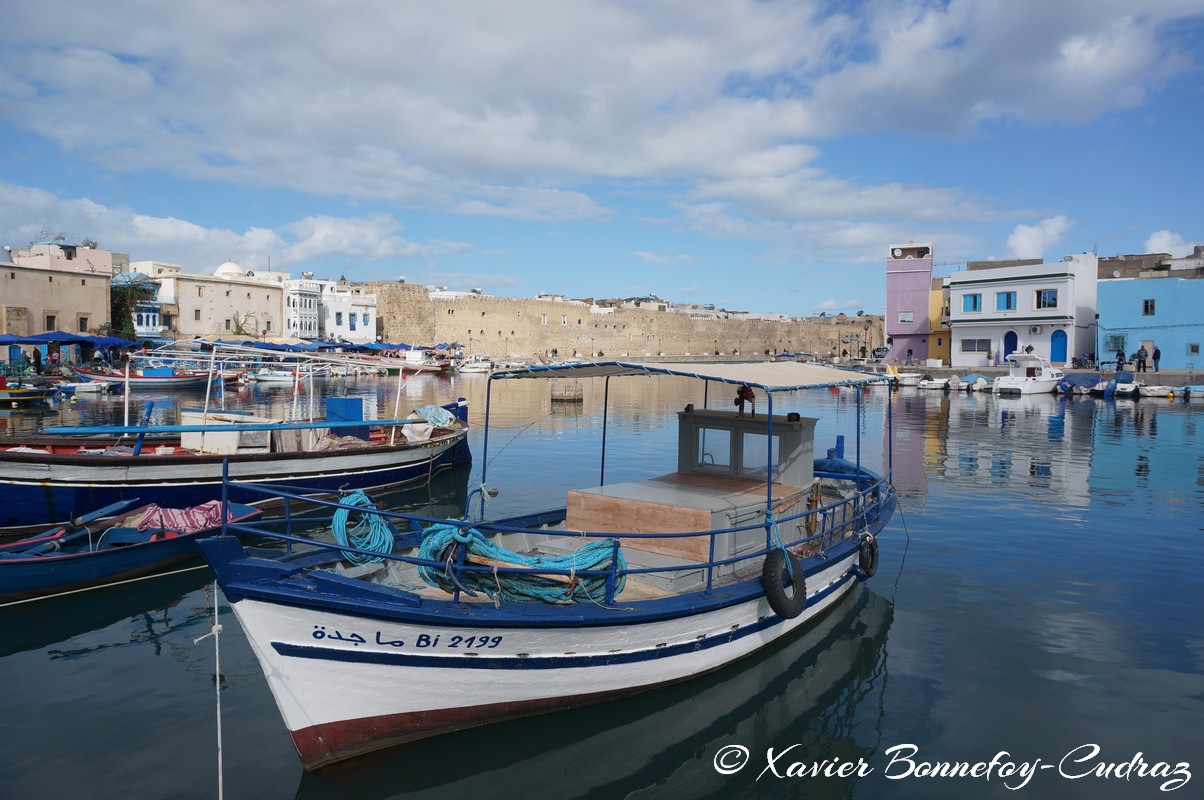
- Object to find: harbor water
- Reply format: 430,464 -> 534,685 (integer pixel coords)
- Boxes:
1,374 -> 1200,799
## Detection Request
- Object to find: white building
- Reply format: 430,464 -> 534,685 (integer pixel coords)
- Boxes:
946,252 -> 1098,367
283,273 -> 323,339
320,277 -> 377,344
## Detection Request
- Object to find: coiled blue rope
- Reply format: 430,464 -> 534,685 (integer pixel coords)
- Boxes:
333,490 -> 394,565
417,524 -> 625,603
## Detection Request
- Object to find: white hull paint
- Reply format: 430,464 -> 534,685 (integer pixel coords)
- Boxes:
229,552 -> 858,769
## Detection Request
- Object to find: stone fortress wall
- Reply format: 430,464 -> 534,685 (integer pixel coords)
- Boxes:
366,282 -> 884,360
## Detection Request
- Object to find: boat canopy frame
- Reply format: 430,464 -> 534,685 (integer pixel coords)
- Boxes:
479,360 -> 890,520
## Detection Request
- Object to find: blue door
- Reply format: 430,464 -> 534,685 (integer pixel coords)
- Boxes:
1003,331 -> 1018,359
1050,330 -> 1068,363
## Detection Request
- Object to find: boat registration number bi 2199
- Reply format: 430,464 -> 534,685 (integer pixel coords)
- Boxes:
312,625 -> 504,650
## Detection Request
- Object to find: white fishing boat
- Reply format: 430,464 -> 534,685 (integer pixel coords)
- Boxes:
456,354 -> 494,374
992,354 -> 1064,395
884,364 -> 921,386
1137,384 -> 1175,398
1170,385 -> 1204,402
916,374 -> 950,390
198,361 -> 896,770
245,366 -> 329,383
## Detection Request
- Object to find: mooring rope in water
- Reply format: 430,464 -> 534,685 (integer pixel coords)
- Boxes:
888,492 -> 912,603
332,490 -> 394,565
193,580 -> 224,800
417,524 -> 625,603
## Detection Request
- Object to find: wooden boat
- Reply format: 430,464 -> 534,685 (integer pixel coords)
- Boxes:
52,379 -> 110,395
0,378 -> 58,404
992,354 -> 1064,395
246,366 -> 329,383
0,498 -> 261,602
0,397 -> 471,534
72,365 -> 212,389
455,354 -> 494,374
197,361 -> 896,770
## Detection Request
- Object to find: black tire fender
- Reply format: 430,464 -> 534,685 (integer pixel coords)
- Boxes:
858,533 -> 879,580
761,548 -> 807,619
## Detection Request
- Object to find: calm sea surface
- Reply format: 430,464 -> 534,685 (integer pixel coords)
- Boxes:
1,374 -> 1200,799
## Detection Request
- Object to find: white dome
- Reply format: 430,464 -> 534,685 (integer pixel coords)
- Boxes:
214,260 -> 244,278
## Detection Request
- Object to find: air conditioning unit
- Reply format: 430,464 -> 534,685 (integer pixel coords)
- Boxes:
1029,326 -> 1043,335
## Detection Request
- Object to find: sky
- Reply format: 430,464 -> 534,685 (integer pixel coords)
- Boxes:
2,1 -> 1202,317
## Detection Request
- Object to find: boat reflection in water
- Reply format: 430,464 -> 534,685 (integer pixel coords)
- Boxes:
297,583 -> 893,800
0,566 -> 214,659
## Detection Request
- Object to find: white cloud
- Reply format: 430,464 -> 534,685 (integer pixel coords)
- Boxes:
0,181 -> 471,274
631,251 -> 672,265
1,1 -> 1196,232
1144,230 -> 1198,258
1006,216 -> 1073,259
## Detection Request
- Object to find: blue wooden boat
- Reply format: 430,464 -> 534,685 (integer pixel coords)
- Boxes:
0,498 -> 261,603
0,376 -> 58,404
197,361 -> 896,770
0,397 -> 471,534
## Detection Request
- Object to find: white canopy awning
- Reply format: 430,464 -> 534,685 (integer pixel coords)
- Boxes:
490,360 -> 888,392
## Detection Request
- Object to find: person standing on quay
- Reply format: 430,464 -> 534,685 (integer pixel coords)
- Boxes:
1135,345 -> 1149,372
1153,345 -> 1161,372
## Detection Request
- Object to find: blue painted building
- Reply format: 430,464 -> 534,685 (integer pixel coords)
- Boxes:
1097,276 -> 1204,370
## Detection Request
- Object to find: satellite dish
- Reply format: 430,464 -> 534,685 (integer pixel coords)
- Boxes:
1112,270 -> 1121,278
893,248 -> 902,257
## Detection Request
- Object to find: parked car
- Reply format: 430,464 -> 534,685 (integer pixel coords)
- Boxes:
872,346 -> 890,359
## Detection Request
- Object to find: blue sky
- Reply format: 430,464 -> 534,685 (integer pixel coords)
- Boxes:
2,1 -> 1202,316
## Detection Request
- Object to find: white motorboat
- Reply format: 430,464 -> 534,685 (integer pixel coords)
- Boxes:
992,354 -> 1064,395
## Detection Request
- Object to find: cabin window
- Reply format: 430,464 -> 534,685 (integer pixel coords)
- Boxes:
995,291 -> 1016,311
962,294 -> 982,313
1035,289 -> 1057,309
960,338 -> 990,353
898,311 -> 914,324
739,433 -> 780,481
695,427 -> 732,474
1142,298 -> 1156,316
